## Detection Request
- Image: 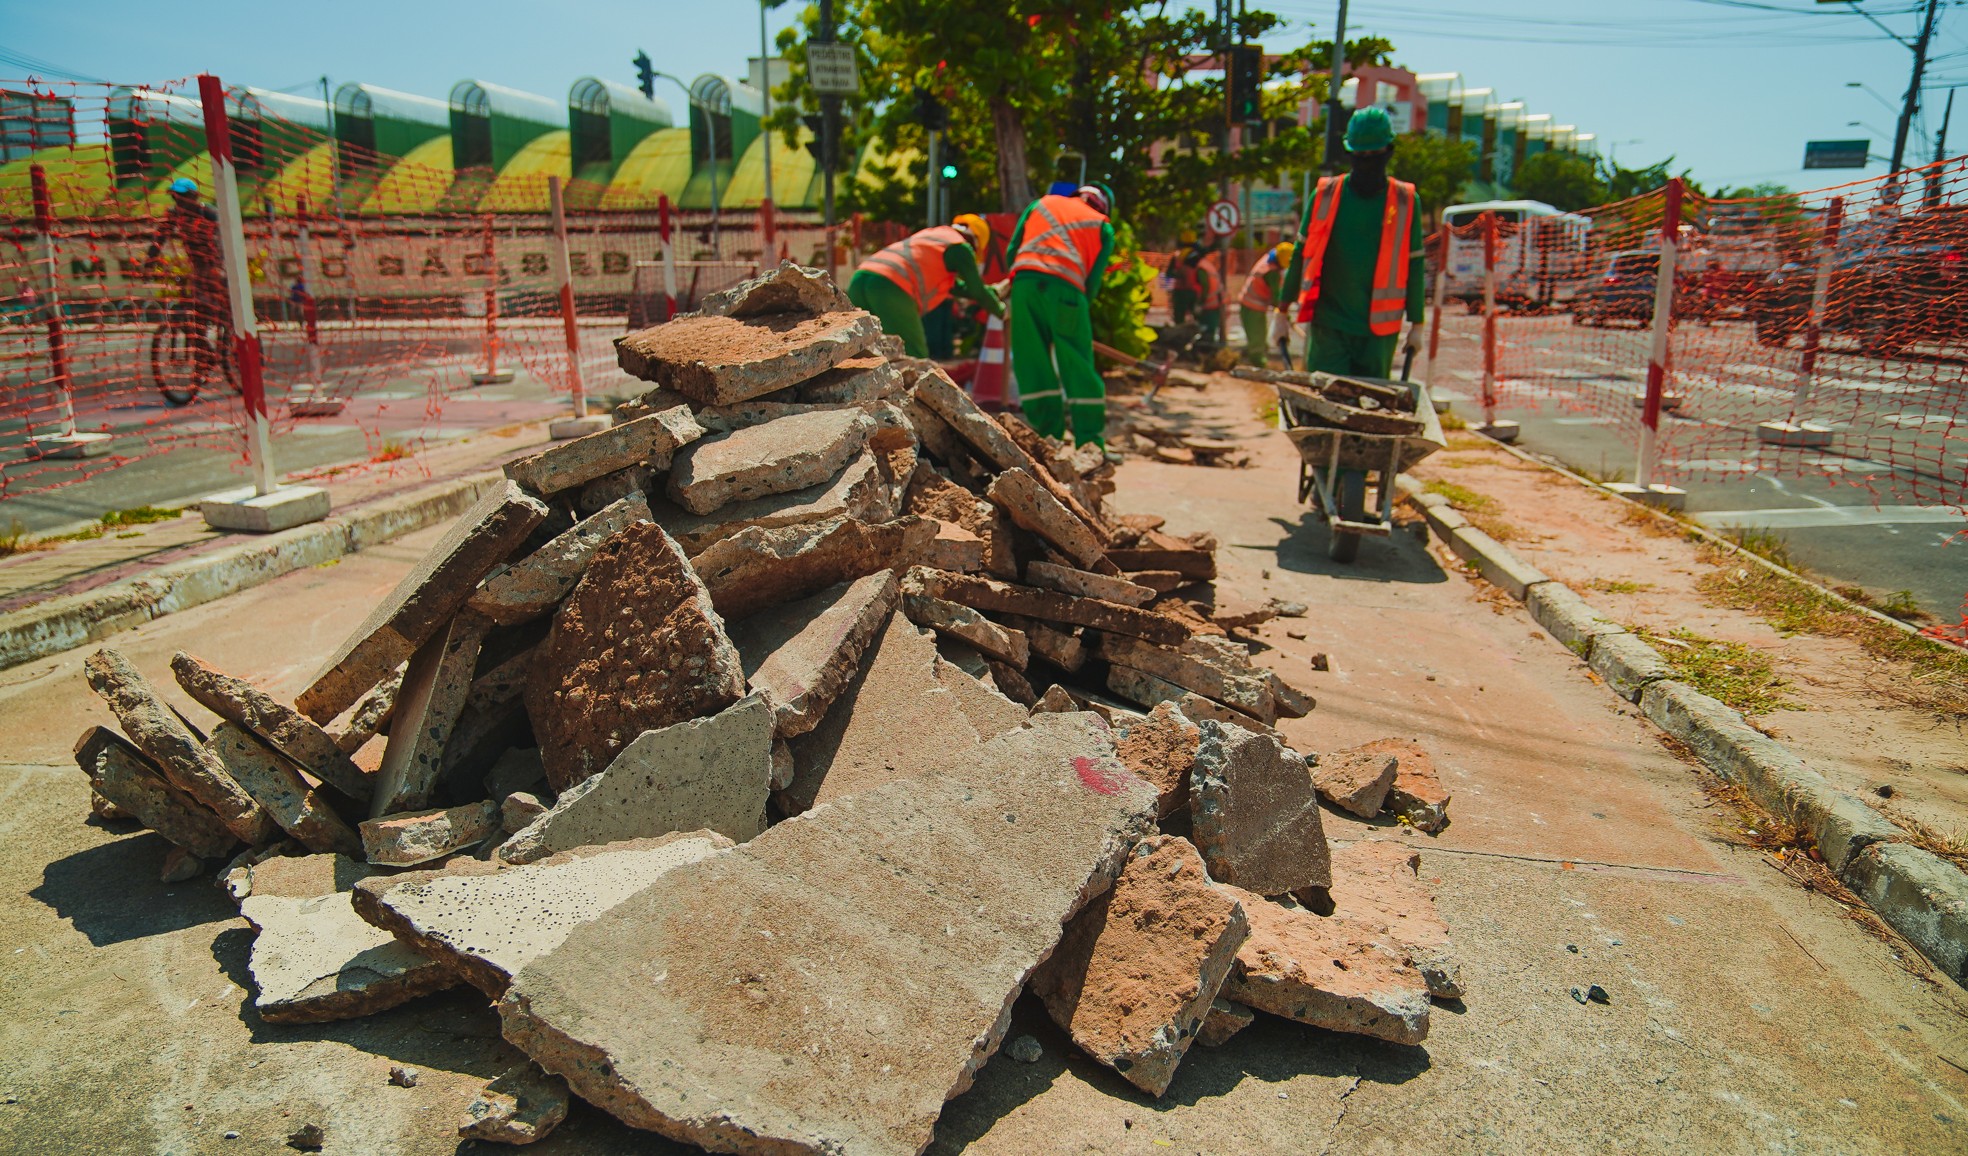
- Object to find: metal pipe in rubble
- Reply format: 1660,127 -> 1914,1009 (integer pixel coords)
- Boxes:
1481,211 -> 1498,429
197,73 -> 276,497
28,164 -> 78,440
1792,196 -> 1844,418
1635,177 -> 1684,491
548,175 -> 588,419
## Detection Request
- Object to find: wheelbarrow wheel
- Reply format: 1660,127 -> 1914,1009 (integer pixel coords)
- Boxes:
1329,469 -> 1367,563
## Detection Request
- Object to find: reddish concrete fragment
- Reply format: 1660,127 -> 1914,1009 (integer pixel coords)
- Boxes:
170,652 -> 372,803
902,567 -> 1188,647
1115,702 -> 1201,819
728,572 -> 900,738
1330,840 -> 1463,998
1220,886 -> 1431,1044
1314,743 -> 1400,820
615,310 -> 883,405
1376,738 -> 1451,832
694,516 -> 935,622
1189,721 -> 1330,896
76,727 -> 238,859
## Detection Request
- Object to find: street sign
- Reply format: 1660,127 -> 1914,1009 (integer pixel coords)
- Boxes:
807,44 -> 859,96
1206,199 -> 1241,237
1804,139 -> 1869,170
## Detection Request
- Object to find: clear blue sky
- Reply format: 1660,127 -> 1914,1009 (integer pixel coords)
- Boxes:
0,0 -> 1954,191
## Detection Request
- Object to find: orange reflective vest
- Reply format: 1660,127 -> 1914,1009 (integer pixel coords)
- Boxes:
1294,175 -> 1417,335
1239,246 -> 1286,310
1011,194 -> 1107,290
858,225 -> 967,312
1171,261 -> 1223,310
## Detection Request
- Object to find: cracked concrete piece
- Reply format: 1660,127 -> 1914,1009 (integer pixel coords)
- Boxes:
1030,835 -> 1249,1097
911,367 -> 1109,536
298,481 -> 549,723
902,593 -> 1029,667
502,792 -> 547,834
656,452 -> 894,555
1115,702 -> 1201,819
83,649 -> 276,846
361,801 -> 500,867
669,409 -> 878,516
1314,743 -> 1400,819
504,406 -> 704,496
368,833 -> 731,995
903,568 -> 1188,647
206,723 -> 362,856
1353,738 -> 1451,832
1093,632 -> 1276,723
170,652 -> 372,802
468,494 -> 653,625
797,354 -> 903,404
987,469 -> 1108,571
694,516 -> 935,623
693,261 -> 853,318
242,889 -> 458,1023
526,522 -> 745,792
728,572 -> 900,738
1196,998 -> 1254,1048
499,695 -> 774,864
1190,721 -> 1330,896
374,611 -> 491,816
333,671 -> 401,755
76,727 -> 238,859
1219,886 -> 1432,1045
616,309 -> 883,405
1024,561 -> 1154,608
497,711 -> 1158,1156
913,519 -> 986,573
1001,614 -> 1085,672
1330,840 -> 1463,999
460,1063 -> 571,1145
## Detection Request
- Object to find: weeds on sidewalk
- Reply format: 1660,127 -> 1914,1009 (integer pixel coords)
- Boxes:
1422,479 -> 1522,543
1588,577 -> 1654,595
99,505 -> 183,527
1,506 -> 185,557
0,519 -> 51,557
1640,627 -> 1797,715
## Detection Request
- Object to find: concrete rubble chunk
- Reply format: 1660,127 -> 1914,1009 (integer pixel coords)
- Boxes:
1190,720 -> 1331,896
374,611 -> 491,816
1024,560 -> 1154,608
1219,886 -> 1432,1045
460,1063 -> 572,1145
333,670 -> 401,754
1359,738 -> 1451,832
170,652 -> 373,803
83,649 -> 277,846
656,452 -> 895,555
1115,702 -> 1202,819
1172,691 -> 1273,737
1196,998 -> 1254,1048
1031,835 -> 1250,1097
499,695 -> 774,864
241,888 -> 458,1024
669,409 -> 878,516
501,791 -> 547,834
504,406 -> 704,497
987,469 -> 1108,571
903,567 -> 1188,647
1002,614 -> 1086,672
1330,840 -> 1463,999
365,832 -> 732,995
469,494 -> 653,625
76,727 -> 238,859
576,465 -> 652,517
1314,743 -> 1401,819
911,367 -> 1110,538
797,354 -> 903,404
695,516 -> 935,622
693,260 -> 853,318
902,592 -> 1030,668
206,722 -> 363,856
728,572 -> 900,738
1094,633 -> 1277,723
361,801 -> 500,867
616,309 -> 883,406
497,712 -> 1159,1156
1032,685 -> 1079,714
526,522 -> 746,792
298,481 -> 550,723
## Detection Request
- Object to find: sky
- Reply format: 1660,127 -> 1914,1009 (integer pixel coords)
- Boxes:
0,0 -> 1955,192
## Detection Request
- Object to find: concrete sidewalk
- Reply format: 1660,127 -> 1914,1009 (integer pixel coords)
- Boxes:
0,383 -> 1963,1152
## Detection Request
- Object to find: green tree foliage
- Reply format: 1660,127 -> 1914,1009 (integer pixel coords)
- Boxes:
1510,150 -> 1606,212
1389,132 -> 1480,219
1088,221 -> 1159,358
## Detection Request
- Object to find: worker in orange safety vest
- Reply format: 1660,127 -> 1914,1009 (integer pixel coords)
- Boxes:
1006,183 -> 1117,445
1277,107 -> 1425,377
848,214 -> 1004,357
1237,240 -> 1294,366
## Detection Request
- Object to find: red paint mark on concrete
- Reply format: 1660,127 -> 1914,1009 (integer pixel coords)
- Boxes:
1075,756 -> 1124,795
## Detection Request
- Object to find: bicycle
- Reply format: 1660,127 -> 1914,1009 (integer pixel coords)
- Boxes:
149,285 -> 233,406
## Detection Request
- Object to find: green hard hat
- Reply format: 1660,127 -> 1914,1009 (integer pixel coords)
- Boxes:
1345,106 -> 1395,153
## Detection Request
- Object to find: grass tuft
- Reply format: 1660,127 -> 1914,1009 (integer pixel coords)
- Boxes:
1588,577 -> 1655,595
99,505 -> 182,527
1639,627 -> 1797,715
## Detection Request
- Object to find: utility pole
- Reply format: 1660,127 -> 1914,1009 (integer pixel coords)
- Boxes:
819,0 -> 839,278
1323,0 -> 1349,175
1218,0 -> 1234,347
759,2 -> 775,213
1891,0 -> 1940,173
1926,86 -> 1955,206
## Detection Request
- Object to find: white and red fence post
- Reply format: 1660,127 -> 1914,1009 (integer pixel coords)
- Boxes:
1635,177 -> 1684,490
25,163 -> 107,457
1424,226 -> 1447,394
547,175 -> 604,438
471,214 -> 513,385
659,193 -> 679,321
1757,196 -> 1844,449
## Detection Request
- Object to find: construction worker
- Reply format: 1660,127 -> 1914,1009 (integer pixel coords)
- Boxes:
1007,183 -> 1116,445
1238,240 -> 1295,365
1177,249 -> 1225,342
1278,107 -> 1425,378
1167,231 -> 1201,323
848,214 -> 1003,358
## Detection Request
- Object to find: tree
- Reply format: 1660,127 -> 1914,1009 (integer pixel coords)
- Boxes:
1390,132 -> 1480,220
1511,150 -> 1605,212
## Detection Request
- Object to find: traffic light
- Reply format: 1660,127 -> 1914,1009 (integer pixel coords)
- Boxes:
941,161 -> 959,180
633,51 -> 655,100
913,87 -> 948,132
1229,44 -> 1263,123
803,114 -> 826,163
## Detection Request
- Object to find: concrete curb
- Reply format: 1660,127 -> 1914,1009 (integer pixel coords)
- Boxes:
0,471 -> 502,672
1396,472 -> 1968,984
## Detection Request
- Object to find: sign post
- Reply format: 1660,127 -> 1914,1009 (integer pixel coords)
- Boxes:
1803,139 -> 1871,170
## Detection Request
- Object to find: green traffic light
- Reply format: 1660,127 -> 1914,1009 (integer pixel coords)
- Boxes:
940,164 -> 959,179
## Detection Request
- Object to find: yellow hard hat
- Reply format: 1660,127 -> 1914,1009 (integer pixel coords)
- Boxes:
1276,241 -> 1296,263
1179,228 -> 1198,245
951,213 -> 990,252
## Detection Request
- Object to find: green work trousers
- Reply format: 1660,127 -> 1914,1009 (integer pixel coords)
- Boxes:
1010,274 -> 1105,445
1241,306 -> 1272,366
847,271 -> 928,358
1303,322 -> 1399,378
1169,288 -> 1197,326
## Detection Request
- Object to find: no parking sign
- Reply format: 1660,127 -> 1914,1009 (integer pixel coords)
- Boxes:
1206,199 -> 1241,237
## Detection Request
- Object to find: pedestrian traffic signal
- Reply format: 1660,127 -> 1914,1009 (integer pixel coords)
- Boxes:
1229,44 -> 1263,122
803,114 -> 826,162
633,51 -> 655,100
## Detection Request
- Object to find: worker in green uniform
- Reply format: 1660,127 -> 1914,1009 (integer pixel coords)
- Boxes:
1177,249 -> 1225,344
1278,107 -> 1425,378
847,213 -> 1002,358
1237,241 -> 1295,366
1006,184 -> 1117,445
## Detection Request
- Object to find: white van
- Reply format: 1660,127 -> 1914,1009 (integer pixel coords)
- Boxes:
1439,199 -> 1592,310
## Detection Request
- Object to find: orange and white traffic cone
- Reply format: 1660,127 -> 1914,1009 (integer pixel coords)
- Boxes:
971,311 -> 1011,409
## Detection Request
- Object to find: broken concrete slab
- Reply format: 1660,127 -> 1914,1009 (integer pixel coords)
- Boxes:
82,649 -> 277,846
1024,561 -> 1154,608
1030,835 -> 1249,1097
576,465 -> 653,517
170,652 -> 372,803
241,889 -> 458,1023
655,451 -> 895,556
501,791 -> 546,835
499,695 -> 774,864
525,522 -> 746,792
694,516 -> 935,623
911,367 -> 1109,537
727,572 -> 900,738
360,801 -> 500,867
1314,743 -> 1400,820
902,568 -> 1188,647
1361,738 -> 1451,832
1196,998 -> 1254,1048
668,409 -> 878,516
206,722 -> 362,857
902,593 -> 1029,668
332,670 -> 400,755
460,1063 -> 571,1145
373,611 -> 490,816
497,712 -> 1158,1156
468,493 -> 653,625
1115,702 -> 1201,819
1218,886 -> 1432,1045
1107,541 -> 1216,582
1093,633 -> 1276,723
693,261 -> 853,319
76,727 -> 238,859
1001,614 -> 1086,672
504,406 -> 704,497
1171,691 -> 1273,737
986,469 -> 1108,571
231,851 -> 379,904
1330,840 -> 1463,999
797,354 -> 903,404
616,310 -> 884,406
912,518 -> 986,573
298,482 -> 549,723
1190,721 -> 1330,897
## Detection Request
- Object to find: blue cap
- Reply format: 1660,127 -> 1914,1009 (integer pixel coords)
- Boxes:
169,177 -> 198,195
